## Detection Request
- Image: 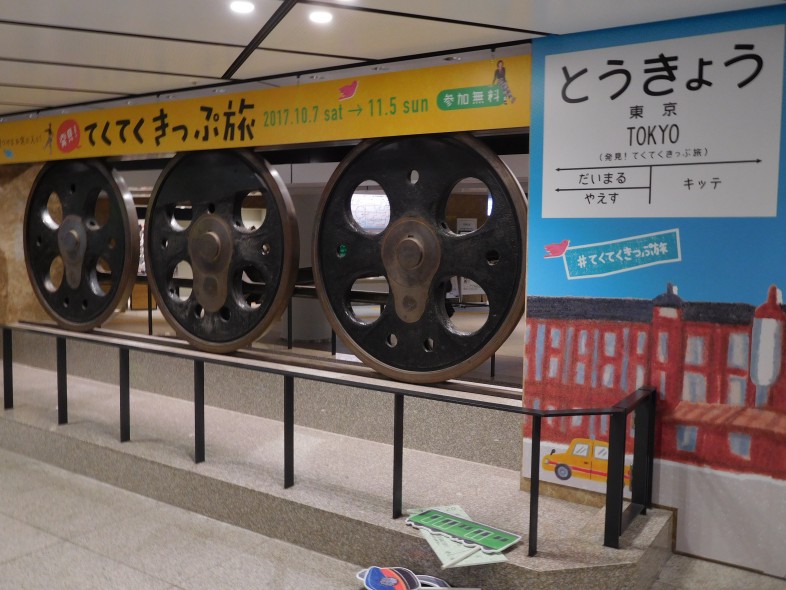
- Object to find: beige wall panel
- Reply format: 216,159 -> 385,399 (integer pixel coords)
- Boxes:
0,164 -> 49,325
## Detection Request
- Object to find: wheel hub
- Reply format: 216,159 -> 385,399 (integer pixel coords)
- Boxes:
188,215 -> 233,313
381,217 -> 440,324
57,215 -> 87,290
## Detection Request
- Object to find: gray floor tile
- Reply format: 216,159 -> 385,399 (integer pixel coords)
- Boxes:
0,541 -> 174,590
71,502 -> 270,586
179,537 -> 362,590
655,555 -> 786,590
0,450 -> 63,505
0,513 -> 60,565
3,474 -> 160,540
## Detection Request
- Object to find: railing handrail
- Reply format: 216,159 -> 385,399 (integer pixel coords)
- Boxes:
2,321 -> 651,419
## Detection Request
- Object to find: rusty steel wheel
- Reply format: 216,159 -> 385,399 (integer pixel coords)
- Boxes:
313,133 -> 527,383
23,159 -> 139,331
145,149 -> 298,353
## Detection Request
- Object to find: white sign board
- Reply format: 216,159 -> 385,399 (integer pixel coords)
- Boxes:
542,25 -> 784,218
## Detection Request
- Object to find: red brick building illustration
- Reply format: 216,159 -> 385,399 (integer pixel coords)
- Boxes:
524,285 -> 786,480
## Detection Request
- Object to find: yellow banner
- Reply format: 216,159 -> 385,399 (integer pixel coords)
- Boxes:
0,56 -> 529,165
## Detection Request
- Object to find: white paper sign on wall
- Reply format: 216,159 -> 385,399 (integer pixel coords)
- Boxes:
542,25 -> 785,219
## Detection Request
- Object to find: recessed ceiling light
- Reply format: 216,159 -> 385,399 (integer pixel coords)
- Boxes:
230,1 -> 255,14
309,10 -> 333,24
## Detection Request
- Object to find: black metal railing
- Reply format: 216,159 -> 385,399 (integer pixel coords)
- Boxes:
1,323 -> 656,556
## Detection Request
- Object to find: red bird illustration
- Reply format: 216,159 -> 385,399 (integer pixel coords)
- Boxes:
544,239 -> 570,258
338,80 -> 359,100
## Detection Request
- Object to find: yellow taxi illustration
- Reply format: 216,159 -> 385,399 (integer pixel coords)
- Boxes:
542,438 -> 631,485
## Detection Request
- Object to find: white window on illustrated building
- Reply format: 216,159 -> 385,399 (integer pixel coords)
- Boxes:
676,425 -> 698,452
571,415 -> 583,427
600,415 -> 609,435
636,365 -> 646,388
578,330 -> 588,355
727,332 -> 749,370
550,328 -> 561,348
604,332 -> 616,357
726,376 -> 747,406
682,372 -> 707,403
685,335 -> 706,366
657,332 -> 669,363
637,331 -> 647,355
548,357 -> 559,379
728,432 -> 752,460
602,364 -> 615,388
575,362 -> 586,385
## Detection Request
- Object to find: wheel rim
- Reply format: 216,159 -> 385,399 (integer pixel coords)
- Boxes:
23,159 -> 139,330
145,149 -> 299,352
313,133 -> 527,383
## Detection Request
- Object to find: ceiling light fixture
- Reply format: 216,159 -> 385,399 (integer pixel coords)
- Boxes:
309,10 -> 333,24
230,1 -> 255,14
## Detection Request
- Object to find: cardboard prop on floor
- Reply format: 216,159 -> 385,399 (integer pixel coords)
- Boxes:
404,505 -> 519,570
407,506 -> 510,568
356,566 -> 451,589
407,508 -> 521,553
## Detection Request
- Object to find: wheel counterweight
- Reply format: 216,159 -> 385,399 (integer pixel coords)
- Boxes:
23,159 -> 139,330
313,134 -> 527,383
145,149 -> 298,353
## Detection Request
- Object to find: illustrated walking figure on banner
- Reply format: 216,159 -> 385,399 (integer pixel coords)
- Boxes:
493,59 -> 516,104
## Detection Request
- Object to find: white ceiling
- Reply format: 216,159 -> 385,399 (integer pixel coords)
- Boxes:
0,0 -> 781,117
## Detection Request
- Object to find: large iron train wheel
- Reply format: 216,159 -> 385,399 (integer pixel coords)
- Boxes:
313,133 -> 527,383
145,149 -> 298,353
23,159 -> 139,331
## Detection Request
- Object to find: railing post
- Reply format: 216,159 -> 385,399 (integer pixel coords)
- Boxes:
604,410 -> 627,548
284,375 -> 294,488
631,391 -> 656,513
645,391 -> 656,508
392,393 -> 404,518
119,348 -> 130,442
194,360 -> 205,463
3,328 -> 13,410
528,414 -> 542,556
147,284 -> 153,336
56,337 -> 68,425
287,304 -> 293,350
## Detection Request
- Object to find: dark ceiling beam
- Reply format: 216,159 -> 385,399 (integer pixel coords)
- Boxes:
300,0 -> 550,36
223,0 -> 300,79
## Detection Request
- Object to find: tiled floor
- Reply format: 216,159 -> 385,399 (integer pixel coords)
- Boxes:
1,449 -> 784,590
0,447 -> 361,590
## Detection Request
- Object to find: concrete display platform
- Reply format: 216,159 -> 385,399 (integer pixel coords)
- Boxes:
0,362 -> 672,589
